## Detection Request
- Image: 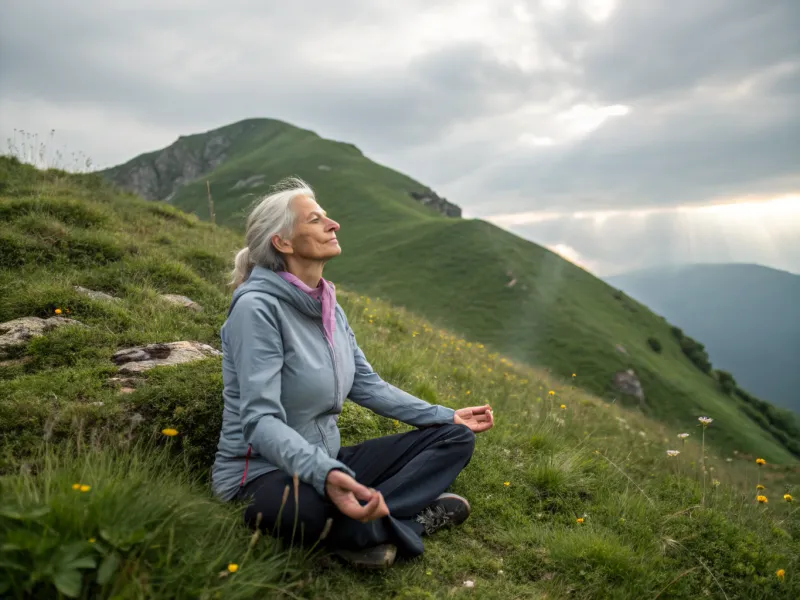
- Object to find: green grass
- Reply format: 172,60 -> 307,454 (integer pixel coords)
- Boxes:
2,157 -> 798,598
102,118 -> 799,464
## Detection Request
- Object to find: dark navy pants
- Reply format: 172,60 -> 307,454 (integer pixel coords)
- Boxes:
237,423 -> 476,557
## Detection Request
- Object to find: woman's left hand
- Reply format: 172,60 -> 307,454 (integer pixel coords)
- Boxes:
454,404 -> 494,433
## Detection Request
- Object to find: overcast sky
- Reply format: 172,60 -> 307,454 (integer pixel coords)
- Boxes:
2,0 -> 798,276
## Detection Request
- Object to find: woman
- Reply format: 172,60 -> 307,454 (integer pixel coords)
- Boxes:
211,177 -> 494,568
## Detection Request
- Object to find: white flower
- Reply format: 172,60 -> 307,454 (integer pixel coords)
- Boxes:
726,458 -> 733,462
666,450 -> 680,457
698,417 -> 713,425
463,580 -> 475,588
677,433 -> 690,439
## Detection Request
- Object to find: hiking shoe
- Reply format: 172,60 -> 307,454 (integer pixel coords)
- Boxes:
334,543 -> 397,569
415,493 -> 471,536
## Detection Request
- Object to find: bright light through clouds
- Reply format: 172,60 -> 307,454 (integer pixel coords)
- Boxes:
486,195 -> 800,276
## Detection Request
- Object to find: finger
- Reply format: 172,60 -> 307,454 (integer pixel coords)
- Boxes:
342,493 -> 377,521
357,493 -> 383,522
344,479 -> 375,502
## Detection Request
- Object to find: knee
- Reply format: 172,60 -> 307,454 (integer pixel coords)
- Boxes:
445,422 -> 476,453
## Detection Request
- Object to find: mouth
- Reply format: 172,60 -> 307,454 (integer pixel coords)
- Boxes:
328,238 -> 339,244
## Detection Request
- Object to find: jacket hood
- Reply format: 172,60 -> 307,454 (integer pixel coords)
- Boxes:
228,265 -> 323,319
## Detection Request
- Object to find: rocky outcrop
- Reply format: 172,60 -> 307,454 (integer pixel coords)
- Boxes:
409,189 -> 461,218
74,285 -> 120,302
613,369 -> 645,404
103,133 -> 233,201
160,294 -> 203,312
0,317 -> 84,358
111,341 -> 221,374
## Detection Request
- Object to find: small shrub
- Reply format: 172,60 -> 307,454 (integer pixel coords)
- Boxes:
646,337 -> 662,353
716,370 -> 737,395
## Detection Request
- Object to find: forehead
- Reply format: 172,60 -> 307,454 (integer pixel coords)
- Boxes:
292,194 -> 325,218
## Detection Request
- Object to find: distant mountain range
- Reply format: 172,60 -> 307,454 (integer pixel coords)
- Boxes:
100,118 -> 800,461
607,263 -> 800,413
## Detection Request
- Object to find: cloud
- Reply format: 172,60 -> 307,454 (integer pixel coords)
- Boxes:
0,0 -> 798,273
495,195 -> 800,276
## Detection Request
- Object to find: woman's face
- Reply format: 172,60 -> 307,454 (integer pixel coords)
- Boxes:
282,194 -> 341,261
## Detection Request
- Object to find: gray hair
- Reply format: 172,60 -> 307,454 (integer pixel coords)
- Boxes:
230,176 -> 314,288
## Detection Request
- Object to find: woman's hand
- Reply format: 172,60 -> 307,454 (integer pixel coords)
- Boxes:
454,404 -> 494,433
325,469 -> 390,523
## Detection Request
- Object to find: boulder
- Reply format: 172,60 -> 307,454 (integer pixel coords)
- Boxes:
613,369 -> 645,403
159,294 -> 203,312
0,316 -> 84,358
111,341 -> 221,374
74,285 -> 120,302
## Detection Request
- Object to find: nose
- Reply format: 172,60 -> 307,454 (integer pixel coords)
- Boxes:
326,217 -> 340,232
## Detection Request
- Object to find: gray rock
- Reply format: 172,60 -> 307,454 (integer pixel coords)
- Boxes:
409,189 -> 462,218
160,294 -> 203,312
0,316 -> 84,358
102,131 -> 234,201
111,341 -> 221,374
74,285 -> 120,302
613,369 -> 645,403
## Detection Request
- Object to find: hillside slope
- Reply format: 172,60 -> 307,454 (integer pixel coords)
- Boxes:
102,119 -> 799,464
2,157 -> 798,599
607,264 -> 800,413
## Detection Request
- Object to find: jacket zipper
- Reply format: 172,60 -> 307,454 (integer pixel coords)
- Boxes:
317,324 -> 338,455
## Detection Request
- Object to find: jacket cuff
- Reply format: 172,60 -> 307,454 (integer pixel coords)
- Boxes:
311,456 -> 356,497
434,405 -> 456,424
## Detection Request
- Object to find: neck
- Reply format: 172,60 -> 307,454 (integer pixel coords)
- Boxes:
284,257 -> 325,289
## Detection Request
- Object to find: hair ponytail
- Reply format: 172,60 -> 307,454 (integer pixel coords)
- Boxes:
230,246 -> 254,289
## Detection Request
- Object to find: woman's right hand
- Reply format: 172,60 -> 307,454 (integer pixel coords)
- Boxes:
325,469 -> 390,523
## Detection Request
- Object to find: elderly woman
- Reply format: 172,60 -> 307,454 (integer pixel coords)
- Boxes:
211,178 -> 493,568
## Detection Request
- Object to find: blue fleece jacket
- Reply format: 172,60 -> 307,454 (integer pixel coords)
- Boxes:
210,266 -> 455,501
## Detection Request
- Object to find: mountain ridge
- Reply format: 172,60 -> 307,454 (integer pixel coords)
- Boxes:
606,262 -> 800,414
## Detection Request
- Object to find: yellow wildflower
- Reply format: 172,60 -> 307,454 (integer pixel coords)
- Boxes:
161,428 -> 179,437
503,481 -> 510,487
54,308 -> 62,315
369,319 -> 373,324
784,494 -> 793,503
466,390 -> 470,395
756,484 -> 765,490
227,563 -> 238,573
72,483 -> 81,490
548,390 -> 555,396
756,458 -> 766,466
80,485 -> 91,492
572,373 -> 576,377
576,518 -> 584,524
393,420 -> 400,427
776,569 -> 785,581
757,495 -> 768,504
88,538 -> 96,543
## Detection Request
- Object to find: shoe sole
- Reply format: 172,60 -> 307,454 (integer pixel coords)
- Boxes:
334,544 -> 397,569
436,492 -> 471,525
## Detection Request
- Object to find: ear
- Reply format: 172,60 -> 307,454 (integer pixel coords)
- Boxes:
271,234 -> 293,255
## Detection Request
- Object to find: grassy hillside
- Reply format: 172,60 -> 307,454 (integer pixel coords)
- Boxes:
2,157 -> 799,598
607,264 -> 800,414
103,118 -> 799,464
3,157 -> 800,598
